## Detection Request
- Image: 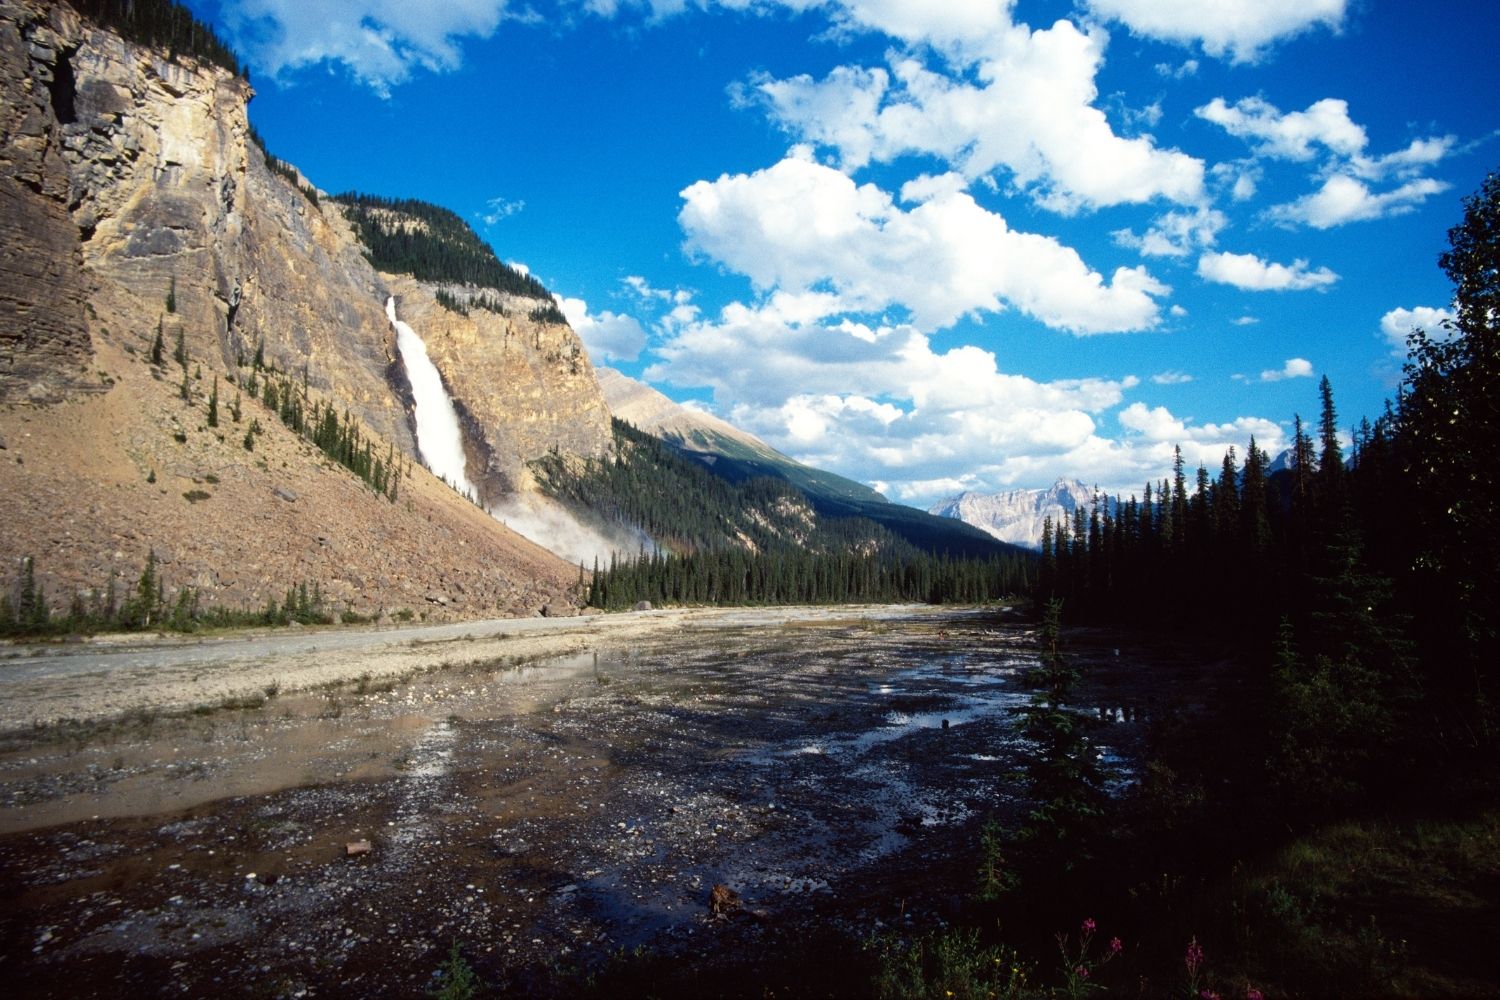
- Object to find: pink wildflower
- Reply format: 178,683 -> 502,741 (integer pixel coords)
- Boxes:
1109,936 -> 1123,954
1186,937 -> 1205,977
1246,991 -> 1264,1000
1075,965 -> 1089,979
1082,917 -> 1096,933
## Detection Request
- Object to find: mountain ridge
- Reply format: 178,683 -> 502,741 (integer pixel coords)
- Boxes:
931,480 -> 1116,550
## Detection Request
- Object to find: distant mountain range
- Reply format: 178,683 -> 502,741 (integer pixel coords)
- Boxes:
597,369 -> 1015,558
930,480 -> 1115,550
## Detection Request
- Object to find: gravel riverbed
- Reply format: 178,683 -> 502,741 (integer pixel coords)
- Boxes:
0,605 -> 1175,997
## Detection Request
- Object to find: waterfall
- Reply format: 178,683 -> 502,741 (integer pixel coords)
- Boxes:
387,296 -> 480,501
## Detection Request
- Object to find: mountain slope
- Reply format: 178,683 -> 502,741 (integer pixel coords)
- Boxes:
597,367 -> 886,505
0,0 -> 602,619
598,368 -> 1014,558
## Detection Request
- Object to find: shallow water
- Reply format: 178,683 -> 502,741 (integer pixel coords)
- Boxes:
0,607 -> 1158,997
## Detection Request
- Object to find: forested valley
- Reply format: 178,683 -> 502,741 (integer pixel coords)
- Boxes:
534,419 -> 1033,609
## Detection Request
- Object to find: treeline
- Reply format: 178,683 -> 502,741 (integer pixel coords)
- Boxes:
334,193 -> 555,301
541,420 -> 1032,609
0,553 -> 339,639
1043,169 -> 1500,802
246,125 -> 320,208
535,419 -> 882,556
241,351 -> 405,502
435,287 -> 507,317
587,546 -> 1029,610
70,0 -> 243,77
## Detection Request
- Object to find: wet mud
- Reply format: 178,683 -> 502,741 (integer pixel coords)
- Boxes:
0,607 -> 1176,997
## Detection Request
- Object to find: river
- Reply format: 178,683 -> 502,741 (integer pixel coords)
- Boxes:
0,606 -> 1167,997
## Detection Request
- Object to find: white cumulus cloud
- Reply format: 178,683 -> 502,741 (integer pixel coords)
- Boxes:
750,19 -> 1205,213
678,152 -> 1169,334
1195,96 -> 1366,161
1112,206 -> 1227,258
640,298 -> 1219,501
557,296 -> 649,363
1379,305 -> 1455,356
1267,174 -> 1448,229
1087,0 -> 1347,63
1196,96 -> 1454,229
223,0 -> 511,93
1197,251 -> 1338,292
1259,357 -> 1314,382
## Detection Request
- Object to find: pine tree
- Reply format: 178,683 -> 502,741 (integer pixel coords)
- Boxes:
207,375 -> 219,427
166,275 -> 176,314
173,324 -> 187,368
1318,375 -> 1344,498
150,318 -> 165,366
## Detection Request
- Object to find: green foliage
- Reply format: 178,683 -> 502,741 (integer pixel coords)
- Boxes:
434,287 -> 507,316
71,0 -> 244,76
150,318 -> 164,366
0,553 -> 337,637
173,323 -> 187,368
165,274 -> 176,314
528,301 -> 568,325
247,126 -> 321,207
870,928 -> 1033,1000
240,365 -> 399,500
982,601 -> 1108,899
428,941 -> 481,1000
207,375 -> 219,427
334,192 -> 555,300
539,420 -> 1031,609
1398,168 -> 1500,744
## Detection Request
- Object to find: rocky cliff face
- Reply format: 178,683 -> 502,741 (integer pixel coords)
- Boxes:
0,0 -> 94,403
0,0 -> 616,617
930,480 -> 1113,549
384,275 -> 612,498
1,0 -> 613,481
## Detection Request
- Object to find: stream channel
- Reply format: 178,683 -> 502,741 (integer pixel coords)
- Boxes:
0,607 -> 1161,997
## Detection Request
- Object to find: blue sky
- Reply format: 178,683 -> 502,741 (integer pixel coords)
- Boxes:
188,0 -> 1500,503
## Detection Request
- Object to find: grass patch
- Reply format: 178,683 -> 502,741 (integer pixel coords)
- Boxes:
1226,809 -> 1500,998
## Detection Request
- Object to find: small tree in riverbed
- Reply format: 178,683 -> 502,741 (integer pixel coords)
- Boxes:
981,599 -> 1108,900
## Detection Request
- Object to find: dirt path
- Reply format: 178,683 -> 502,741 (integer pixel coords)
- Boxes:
0,606 -> 922,736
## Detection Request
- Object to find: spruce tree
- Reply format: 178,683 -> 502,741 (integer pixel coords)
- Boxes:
173,325 -> 187,368
207,375 -> 219,427
151,318 -> 165,366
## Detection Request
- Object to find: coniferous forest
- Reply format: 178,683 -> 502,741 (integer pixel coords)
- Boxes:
1039,170 -> 1500,804
910,169 -> 1500,999
334,192 -> 558,300
67,0 -> 242,77
535,419 -> 1033,609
